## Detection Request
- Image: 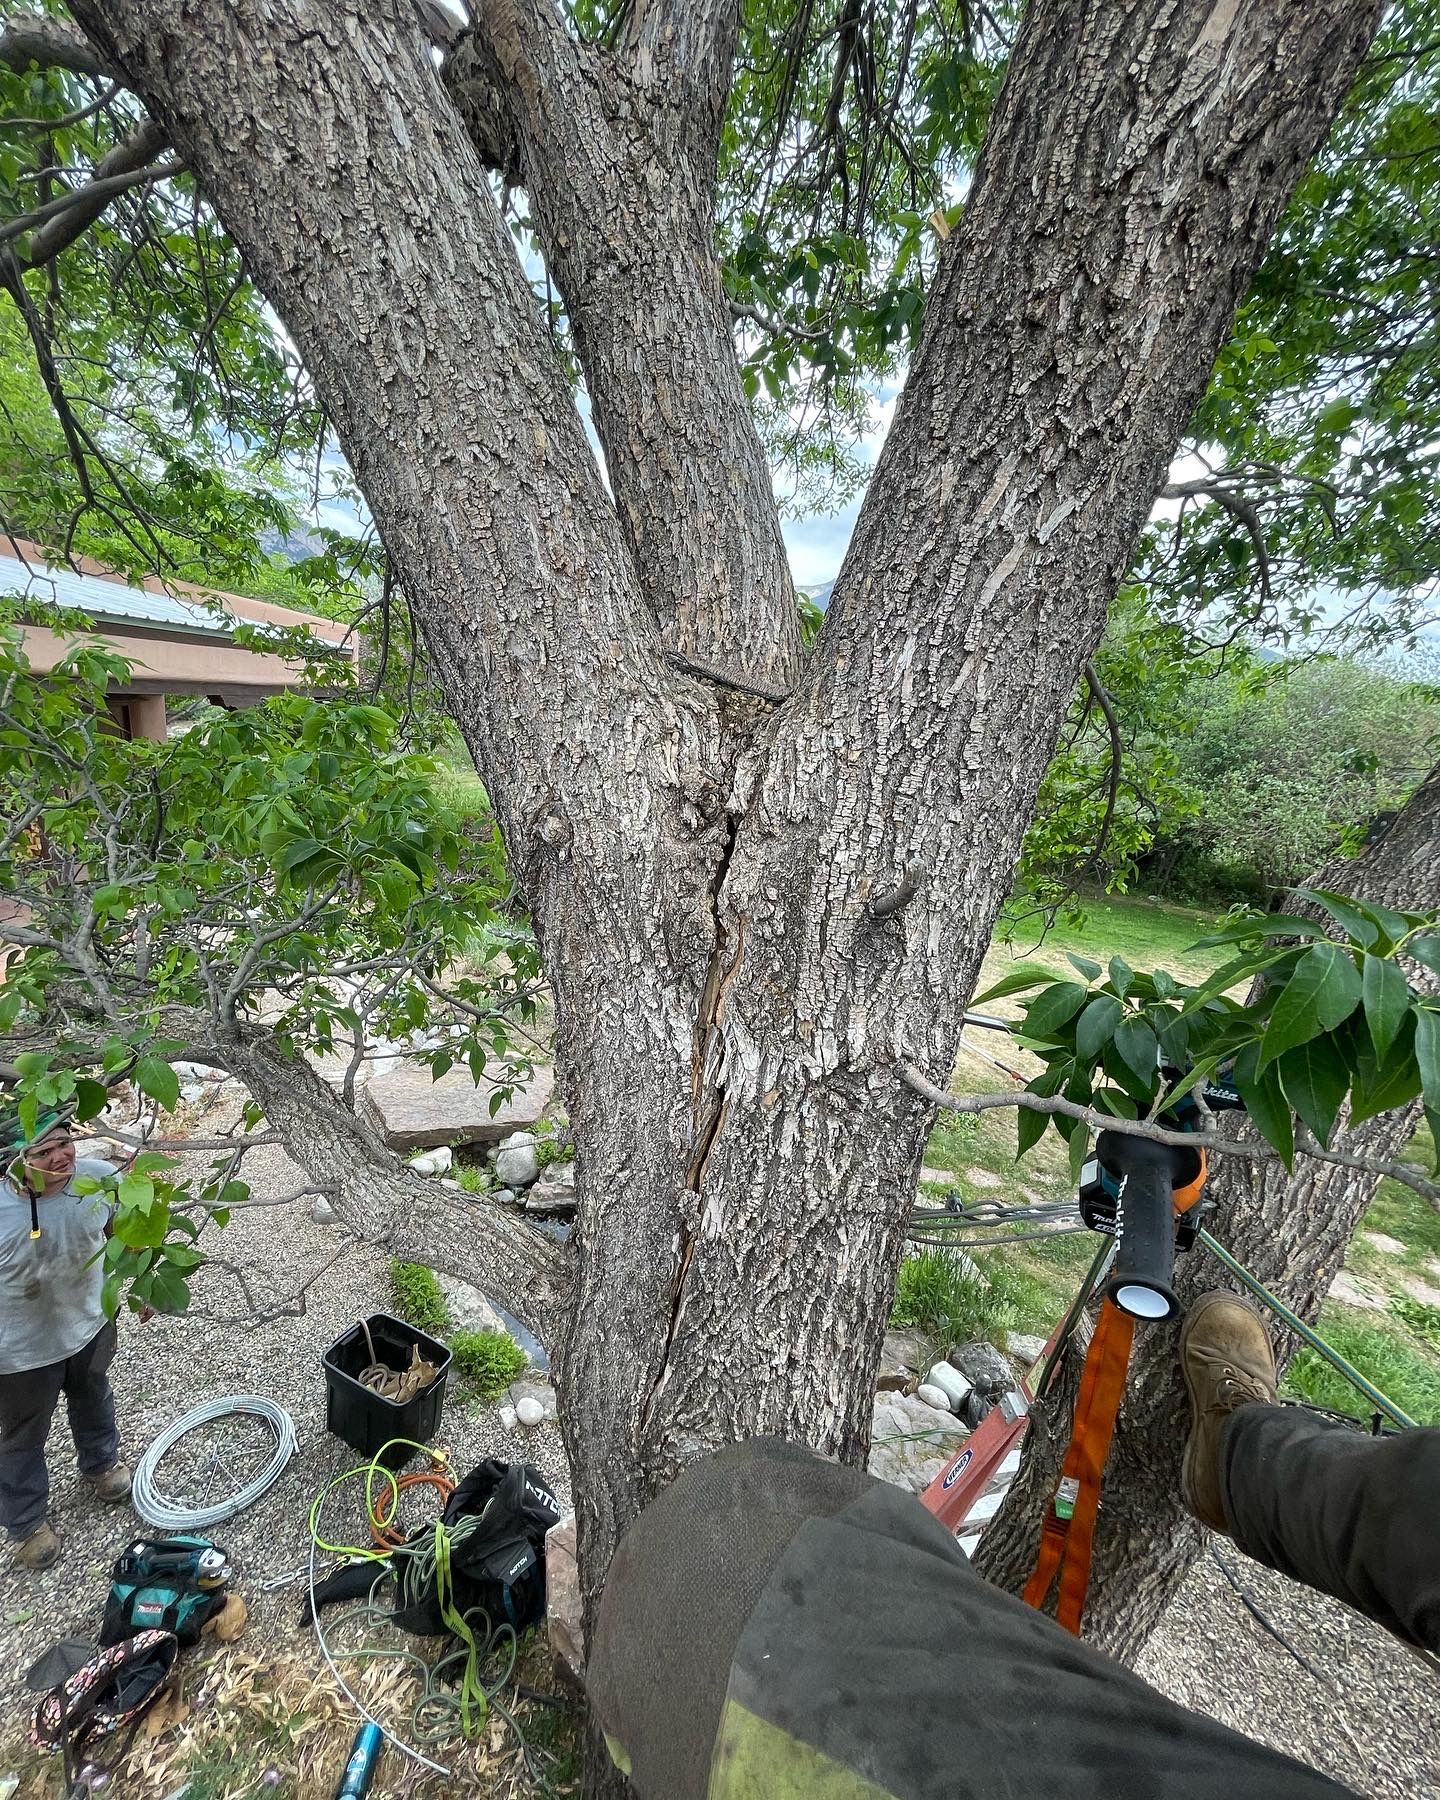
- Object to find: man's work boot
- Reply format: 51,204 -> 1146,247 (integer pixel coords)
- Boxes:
1179,1290 -> 1278,1533
14,1522 -> 61,1570
82,1461 -> 132,1504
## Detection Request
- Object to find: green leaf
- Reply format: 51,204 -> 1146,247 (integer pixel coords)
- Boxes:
1233,1044 -> 1294,1168
147,1264 -> 191,1313
1066,954 -> 1102,981
1108,956 -> 1134,999
1361,953 -> 1410,1062
1407,935 -> 1440,979
1067,1122 -> 1090,1187
1188,914 -> 1327,951
101,1271 -> 124,1321
1021,982 -> 1089,1042
1290,888 -> 1380,949
116,1171 -> 154,1213
1112,1016 -> 1159,1083
1259,942 -> 1362,1069
73,1078 -> 109,1123
134,1055 -> 180,1112
1016,1103 -> 1048,1157
972,965 -> 1055,1004
1277,1039 -> 1350,1148
1075,995 -> 1123,1062
1414,1007 -> 1440,1116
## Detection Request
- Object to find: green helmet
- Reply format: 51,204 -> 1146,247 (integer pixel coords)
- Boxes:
0,1104 -> 76,1152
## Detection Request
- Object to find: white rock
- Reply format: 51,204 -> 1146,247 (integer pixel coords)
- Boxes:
1007,1333 -> 1047,1368
407,1145 -> 452,1177
516,1396 -> 546,1427
917,1382 -> 952,1410
498,1403 -> 518,1430
495,1131 -> 540,1189
925,1362 -> 973,1411
440,1178 -> 460,1190
310,1196 -> 336,1225
179,1083 -> 205,1107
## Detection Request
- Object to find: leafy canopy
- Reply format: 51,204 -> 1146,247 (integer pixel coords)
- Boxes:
0,616 -> 537,1314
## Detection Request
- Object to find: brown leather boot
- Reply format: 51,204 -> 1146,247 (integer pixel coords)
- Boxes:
1179,1290 -> 1278,1533
14,1522 -> 61,1571
82,1460 -> 132,1504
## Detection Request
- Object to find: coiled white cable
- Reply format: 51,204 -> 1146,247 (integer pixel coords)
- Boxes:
132,1395 -> 298,1531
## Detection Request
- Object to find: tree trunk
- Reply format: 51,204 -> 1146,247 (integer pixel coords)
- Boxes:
977,761 -> 1440,1660
77,0 -> 1382,1703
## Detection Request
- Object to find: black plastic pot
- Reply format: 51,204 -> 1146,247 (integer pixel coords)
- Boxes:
322,1311 -> 451,1469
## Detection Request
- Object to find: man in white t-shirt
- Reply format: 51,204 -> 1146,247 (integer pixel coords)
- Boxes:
0,1107 -> 133,1569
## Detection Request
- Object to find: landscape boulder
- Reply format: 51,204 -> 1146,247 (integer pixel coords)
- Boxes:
495,1131 -> 540,1189
868,1390 -> 968,1493
361,1062 -> 555,1151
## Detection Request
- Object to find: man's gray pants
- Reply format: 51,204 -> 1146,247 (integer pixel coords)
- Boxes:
0,1323 -> 119,1540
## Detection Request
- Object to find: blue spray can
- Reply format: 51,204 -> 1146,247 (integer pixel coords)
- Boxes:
333,1721 -> 384,1800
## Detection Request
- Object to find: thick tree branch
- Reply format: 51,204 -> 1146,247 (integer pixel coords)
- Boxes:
898,1062 -> 1440,1212
0,15 -> 117,81
447,0 -> 802,687
624,0 -> 739,161
209,1024 -> 575,1342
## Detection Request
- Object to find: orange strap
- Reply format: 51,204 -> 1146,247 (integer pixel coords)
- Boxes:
1022,1298 -> 1136,1634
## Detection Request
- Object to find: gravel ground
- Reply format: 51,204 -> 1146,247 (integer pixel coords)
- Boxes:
1141,1544 -> 1440,1798
0,1117 -> 571,1790
2,1109 -> 1435,1796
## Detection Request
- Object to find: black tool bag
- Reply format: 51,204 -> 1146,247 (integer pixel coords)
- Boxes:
392,1459 -> 562,1636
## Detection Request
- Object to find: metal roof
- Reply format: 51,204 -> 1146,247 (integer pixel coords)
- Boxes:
0,551 -> 235,637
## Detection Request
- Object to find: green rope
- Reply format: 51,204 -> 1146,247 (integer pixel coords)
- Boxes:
308,1440 -> 559,1787
1197,1227 -> 1418,1431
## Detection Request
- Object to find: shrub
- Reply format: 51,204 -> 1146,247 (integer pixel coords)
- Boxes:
535,1130 -> 575,1171
454,1162 -> 492,1195
388,1259 -> 451,1335
451,1327 -> 527,1400
892,1250 -> 1017,1350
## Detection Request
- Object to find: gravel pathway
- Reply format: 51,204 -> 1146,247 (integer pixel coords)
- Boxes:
0,1121 -> 570,1767
1141,1543 -> 1439,1798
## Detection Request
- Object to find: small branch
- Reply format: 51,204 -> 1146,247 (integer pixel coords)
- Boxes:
12,143 -> 181,268
898,1062 -> 1440,1211
664,649 -> 790,705
1161,476 -> 1273,598
868,858 -> 924,920
0,81 -> 121,134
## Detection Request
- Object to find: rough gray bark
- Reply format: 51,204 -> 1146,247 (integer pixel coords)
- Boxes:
73,0 -> 1382,1717
447,0 -> 803,690
638,0 -> 1385,1485
207,1025 -> 575,1343
977,761 -> 1440,1661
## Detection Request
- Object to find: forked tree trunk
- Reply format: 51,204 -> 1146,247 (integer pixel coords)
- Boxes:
977,762 -> 1440,1660
75,13 -> 1382,1775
